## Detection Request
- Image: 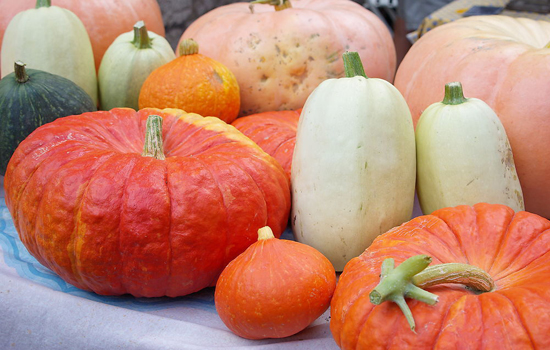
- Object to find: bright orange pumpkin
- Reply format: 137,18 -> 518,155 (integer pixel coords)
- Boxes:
394,15 -> 550,219
215,226 -> 336,339
139,39 -> 241,124
179,0 -> 396,116
0,0 -> 165,73
331,203 -> 550,349
4,108 -> 290,298
231,109 -> 300,181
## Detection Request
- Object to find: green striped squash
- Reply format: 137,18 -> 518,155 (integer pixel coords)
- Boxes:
0,61 -> 97,175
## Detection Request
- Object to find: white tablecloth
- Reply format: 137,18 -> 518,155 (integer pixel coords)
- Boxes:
0,175 -> 424,349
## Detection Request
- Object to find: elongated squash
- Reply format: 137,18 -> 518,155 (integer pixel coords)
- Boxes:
291,52 -> 416,271
1,0 -> 97,105
415,81 -> 524,214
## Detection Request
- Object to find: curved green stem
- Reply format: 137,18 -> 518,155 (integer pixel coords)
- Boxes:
442,81 -> 468,105
132,21 -> 152,49
142,115 -> 166,160
369,254 -> 495,332
342,51 -> 367,79
249,0 -> 292,13
14,61 -> 29,84
35,0 -> 51,8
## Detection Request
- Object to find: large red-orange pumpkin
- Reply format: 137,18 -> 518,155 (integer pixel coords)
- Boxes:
330,203 -> 550,349
3,108 -> 290,298
394,15 -> 550,219
231,109 -> 300,181
180,0 -> 396,116
0,0 -> 165,73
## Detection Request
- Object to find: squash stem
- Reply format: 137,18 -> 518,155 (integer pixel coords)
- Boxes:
257,226 -> 275,241
545,41 -> 550,49
14,61 -> 30,84
342,51 -> 368,79
142,115 -> 166,160
370,254 -> 495,331
179,38 -> 199,56
133,21 -> 152,49
35,0 -> 51,8
442,82 -> 468,105
249,0 -> 292,13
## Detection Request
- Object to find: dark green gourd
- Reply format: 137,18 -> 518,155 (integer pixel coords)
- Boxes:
0,61 -> 97,175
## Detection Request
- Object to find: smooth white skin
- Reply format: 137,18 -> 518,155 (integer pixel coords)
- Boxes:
415,96 -> 525,215
291,76 -> 416,271
1,6 -> 98,105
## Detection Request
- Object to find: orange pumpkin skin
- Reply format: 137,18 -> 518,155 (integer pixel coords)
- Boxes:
180,0 -> 396,116
0,0 -> 165,73
4,108 -> 290,298
330,203 -> 550,349
231,109 -> 300,181
215,227 -> 336,339
394,15 -> 550,219
139,42 -> 241,124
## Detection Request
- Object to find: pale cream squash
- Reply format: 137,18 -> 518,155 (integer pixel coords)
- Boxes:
291,52 -> 416,271
415,82 -> 524,214
98,21 -> 175,111
1,0 -> 97,105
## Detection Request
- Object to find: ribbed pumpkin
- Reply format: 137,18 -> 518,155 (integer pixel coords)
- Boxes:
0,61 -> 97,175
98,21 -> 176,110
139,39 -> 240,124
231,109 -> 300,181
0,0 -> 165,73
179,0 -> 396,116
394,15 -> 550,219
1,0 -> 98,105
331,203 -> 550,349
4,108 -> 290,298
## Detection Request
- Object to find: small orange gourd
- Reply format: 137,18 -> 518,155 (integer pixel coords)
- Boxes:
138,38 -> 240,123
215,226 -> 336,340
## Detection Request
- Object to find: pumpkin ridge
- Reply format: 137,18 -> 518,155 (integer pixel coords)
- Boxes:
495,288 -> 537,348
162,159 -> 173,296
432,294 -> 481,348
71,151 -> 119,289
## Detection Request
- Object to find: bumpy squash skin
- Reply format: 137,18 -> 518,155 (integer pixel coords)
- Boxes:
1,4 -> 98,105
291,75 -> 416,271
3,108 -> 290,298
180,0 -> 396,116
331,203 -> 550,349
0,66 -> 97,175
416,83 -> 524,214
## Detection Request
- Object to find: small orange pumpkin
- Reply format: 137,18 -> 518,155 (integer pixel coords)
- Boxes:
139,38 -> 240,124
215,226 -> 336,339
231,109 -> 300,181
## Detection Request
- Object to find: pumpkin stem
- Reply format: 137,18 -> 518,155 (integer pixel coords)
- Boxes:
14,61 -> 30,84
257,226 -> 275,241
370,255 -> 495,332
35,0 -> 51,8
142,115 -> 166,160
179,39 -> 199,56
249,0 -> 292,14
342,51 -> 368,79
442,82 -> 468,105
132,21 -> 152,49
545,41 -> 550,49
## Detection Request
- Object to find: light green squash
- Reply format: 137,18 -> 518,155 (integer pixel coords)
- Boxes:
291,52 -> 416,271
415,81 -> 524,214
1,0 -> 98,105
98,21 -> 175,110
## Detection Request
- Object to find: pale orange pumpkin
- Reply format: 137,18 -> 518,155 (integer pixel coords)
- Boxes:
394,15 -> 550,219
179,0 -> 396,116
0,0 -> 165,73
